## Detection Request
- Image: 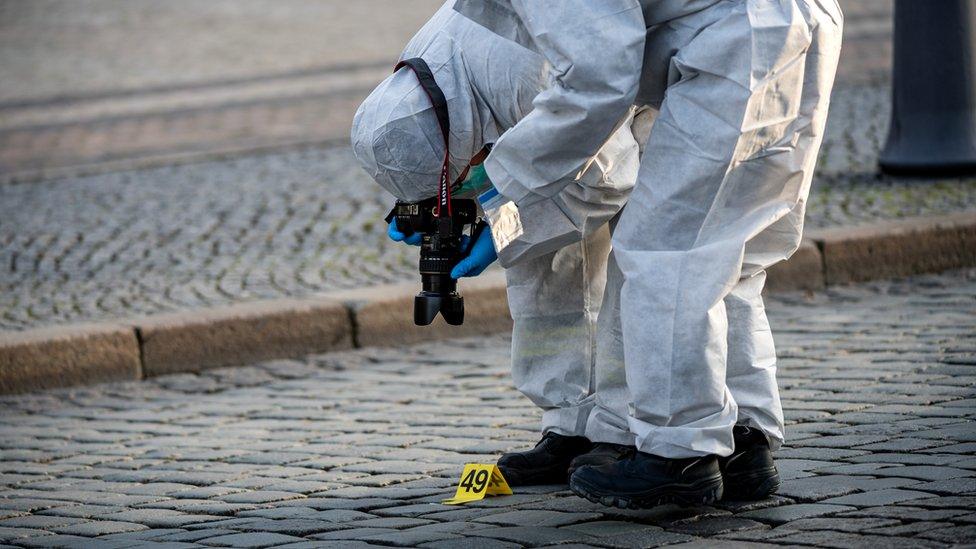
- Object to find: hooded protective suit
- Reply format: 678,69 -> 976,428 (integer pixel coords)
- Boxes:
351,2 -> 645,441
453,0 -> 844,457
353,0 -> 843,458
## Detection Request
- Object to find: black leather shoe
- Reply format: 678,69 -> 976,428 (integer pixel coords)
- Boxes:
719,425 -> 780,500
497,432 -> 592,486
570,451 -> 724,509
568,443 -> 635,476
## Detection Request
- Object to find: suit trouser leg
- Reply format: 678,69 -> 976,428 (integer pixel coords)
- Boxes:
608,0 -> 841,457
506,226 -> 614,436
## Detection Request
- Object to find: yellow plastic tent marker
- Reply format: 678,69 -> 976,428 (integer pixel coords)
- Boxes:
442,463 -> 513,504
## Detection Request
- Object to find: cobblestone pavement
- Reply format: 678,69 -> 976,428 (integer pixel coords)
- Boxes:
2,80 -> 975,332
2,0 -> 975,332
0,270 -> 974,548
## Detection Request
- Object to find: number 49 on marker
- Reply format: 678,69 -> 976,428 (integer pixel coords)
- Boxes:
442,464 -> 513,504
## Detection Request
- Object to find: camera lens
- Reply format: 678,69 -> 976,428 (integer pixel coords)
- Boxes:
415,241 -> 464,325
414,291 -> 464,326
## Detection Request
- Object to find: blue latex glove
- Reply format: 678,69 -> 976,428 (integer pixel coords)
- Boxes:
451,224 -> 497,279
388,218 -> 422,246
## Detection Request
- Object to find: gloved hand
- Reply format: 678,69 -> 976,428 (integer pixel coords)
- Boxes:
388,218 -> 422,246
451,224 -> 497,279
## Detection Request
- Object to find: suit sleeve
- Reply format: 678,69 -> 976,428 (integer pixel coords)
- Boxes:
482,0 -> 646,207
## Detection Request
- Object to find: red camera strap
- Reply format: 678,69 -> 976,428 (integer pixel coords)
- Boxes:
394,58 -> 452,218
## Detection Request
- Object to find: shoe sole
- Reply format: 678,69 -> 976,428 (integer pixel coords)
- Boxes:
722,466 -> 780,501
569,474 -> 724,509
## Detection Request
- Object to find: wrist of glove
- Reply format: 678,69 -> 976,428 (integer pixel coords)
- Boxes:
454,163 -> 494,198
450,166 -> 501,279
451,221 -> 497,279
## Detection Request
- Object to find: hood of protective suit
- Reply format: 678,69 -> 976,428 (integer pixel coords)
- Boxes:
351,3 -> 544,202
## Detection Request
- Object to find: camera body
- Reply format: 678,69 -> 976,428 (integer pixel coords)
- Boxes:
393,197 -> 478,325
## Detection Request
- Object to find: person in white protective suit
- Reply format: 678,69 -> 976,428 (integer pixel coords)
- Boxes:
353,0 -> 843,507
352,1 -> 651,485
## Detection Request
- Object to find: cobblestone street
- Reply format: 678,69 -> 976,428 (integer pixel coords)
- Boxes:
3,80 -> 976,331
0,270 -> 974,547
3,0 -> 976,545
6,0 -> 976,333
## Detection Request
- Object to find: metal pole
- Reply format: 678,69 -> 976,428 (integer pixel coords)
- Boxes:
878,0 -> 976,176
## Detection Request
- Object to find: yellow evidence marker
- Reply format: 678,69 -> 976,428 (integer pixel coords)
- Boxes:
442,463 -> 513,504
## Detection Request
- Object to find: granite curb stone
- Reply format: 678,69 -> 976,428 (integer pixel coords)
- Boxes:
331,271 -> 511,348
137,297 -> 353,377
765,239 -> 825,293
810,211 -> 976,285
0,322 -> 140,394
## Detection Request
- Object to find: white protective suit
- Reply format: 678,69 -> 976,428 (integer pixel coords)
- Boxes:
453,0 -> 844,457
351,3 -> 646,441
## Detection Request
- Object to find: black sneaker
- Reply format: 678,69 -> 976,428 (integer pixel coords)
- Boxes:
719,425 -> 780,500
569,452 -> 724,509
497,432 -> 592,486
568,443 -> 635,476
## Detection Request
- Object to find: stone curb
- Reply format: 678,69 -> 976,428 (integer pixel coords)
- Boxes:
324,272 -> 512,349
0,322 -> 141,394
1,212 -> 973,394
137,297 -> 354,377
809,211 -> 976,285
766,239 -> 825,293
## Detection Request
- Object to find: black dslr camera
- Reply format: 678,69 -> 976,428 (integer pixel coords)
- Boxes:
386,57 -> 490,326
389,197 -> 482,326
